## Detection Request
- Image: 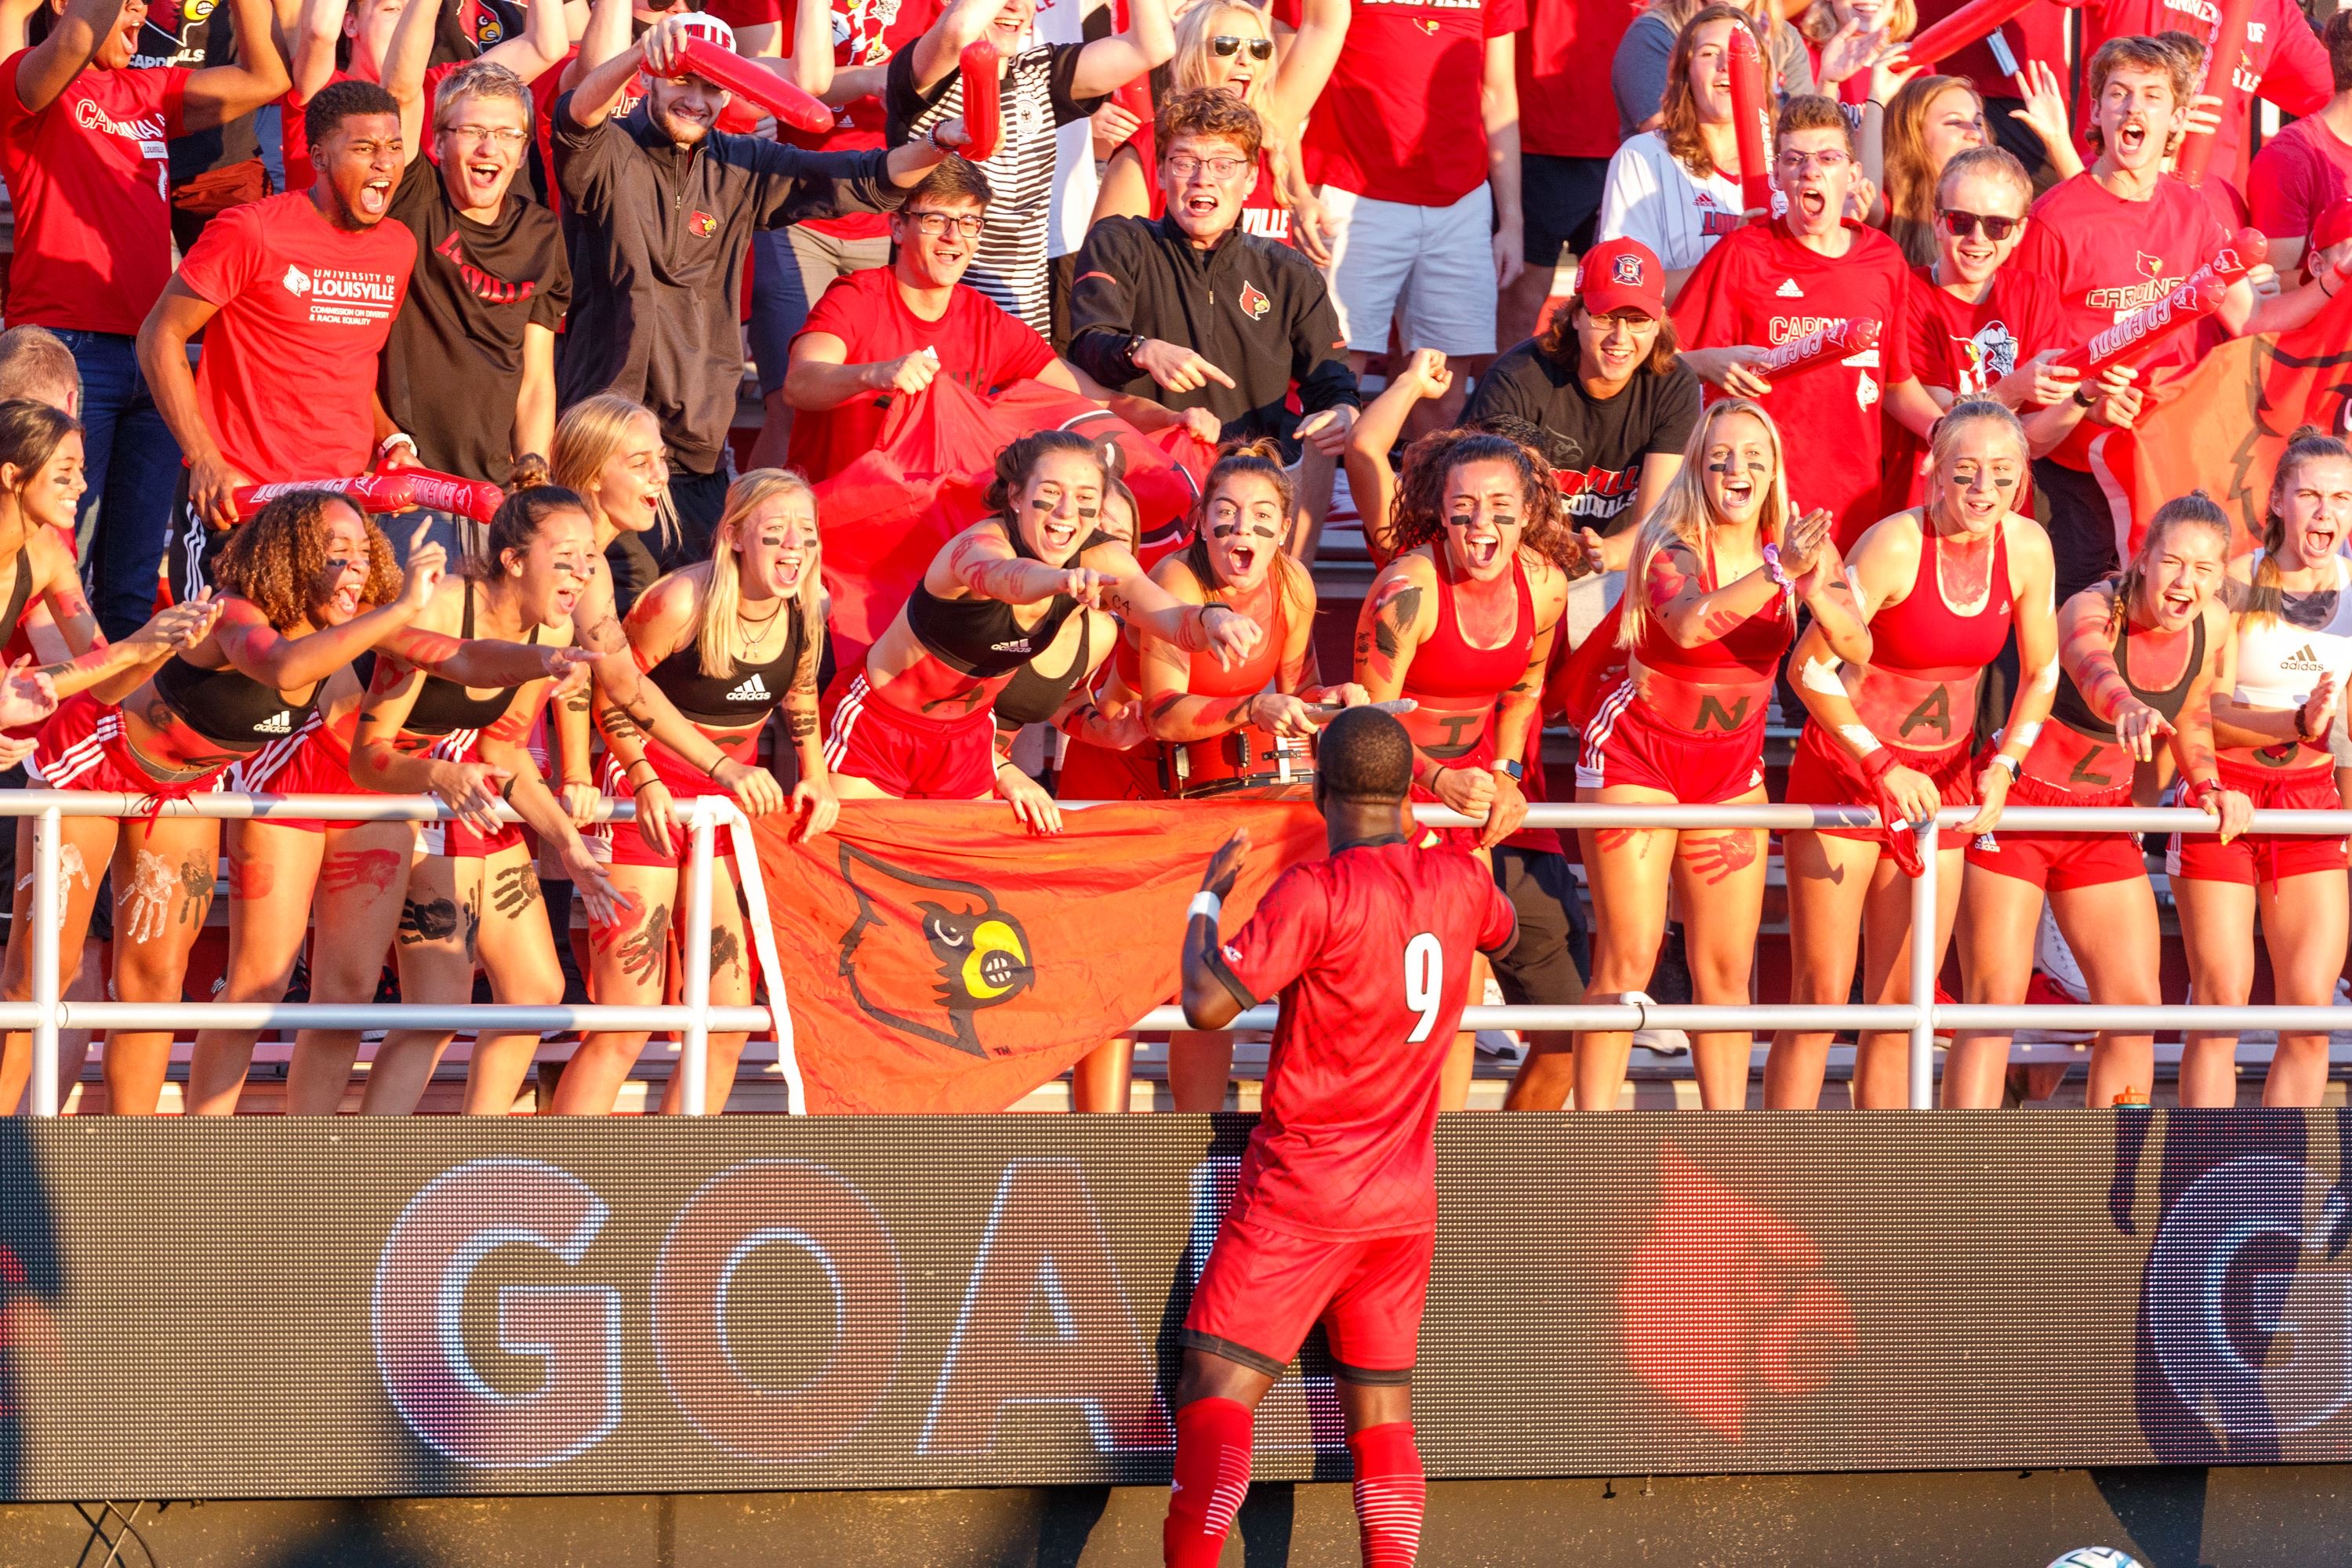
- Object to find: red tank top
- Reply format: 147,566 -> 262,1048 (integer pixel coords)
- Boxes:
1114,572 -> 1289,700
1870,524 -> 2012,678
1634,532 -> 1794,683
1402,553 -> 1536,705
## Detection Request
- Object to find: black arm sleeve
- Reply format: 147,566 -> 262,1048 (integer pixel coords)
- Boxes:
744,143 -> 906,230
1065,222 -> 1146,387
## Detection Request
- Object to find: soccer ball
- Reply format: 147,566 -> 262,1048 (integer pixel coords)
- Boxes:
2047,1550 -> 2143,1568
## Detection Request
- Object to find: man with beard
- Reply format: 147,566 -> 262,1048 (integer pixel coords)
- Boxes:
136,78 -> 419,599
554,7 -> 971,561
379,25 -> 570,509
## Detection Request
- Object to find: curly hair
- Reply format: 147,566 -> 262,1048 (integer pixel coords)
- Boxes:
984,429 -> 1105,519
1156,84 -> 1265,162
214,490 -> 401,631
1386,432 -> 1575,574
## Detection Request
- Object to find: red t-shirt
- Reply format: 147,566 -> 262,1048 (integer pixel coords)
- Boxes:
1273,0 -> 1526,206
2251,113 -> 2352,258
176,191 -> 418,483
284,62 -> 457,194
1671,219 -> 1918,546
1120,123 -> 1290,245
2013,172 -> 2228,354
1210,837 -> 1518,1240
1518,0 -> 1633,160
1884,263 -> 2065,507
2058,0 -> 2332,194
0,53 -> 188,336
786,266 -> 1057,485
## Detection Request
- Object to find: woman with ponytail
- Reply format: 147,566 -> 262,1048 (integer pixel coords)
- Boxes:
1949,493 -> 2249,1109
552,470 -> 836,1116
2169,432 -> 2352,1108
1548,401 -> 1867,1114
1766,401 -> 2058,1109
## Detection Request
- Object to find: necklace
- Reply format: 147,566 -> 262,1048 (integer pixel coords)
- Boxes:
737,598 -> 787,654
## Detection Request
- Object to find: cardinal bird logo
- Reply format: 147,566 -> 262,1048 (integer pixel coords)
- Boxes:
690,210 -> 718,238
1238,281 -> 1271,321
459,0 -> 503,44
837,844 -> 1036,1055
2136,250 -> 2165,281
1620,1145 -> 1857,1442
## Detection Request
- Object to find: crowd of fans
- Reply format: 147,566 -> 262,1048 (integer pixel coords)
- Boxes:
0,0 -> 2339,1113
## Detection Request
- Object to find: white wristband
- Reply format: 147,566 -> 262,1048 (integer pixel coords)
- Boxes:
1188,891 -> 1222,924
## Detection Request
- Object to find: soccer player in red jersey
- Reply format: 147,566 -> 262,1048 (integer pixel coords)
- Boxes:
1672,93 -> 1943,548
1167,706 -> 1518,1568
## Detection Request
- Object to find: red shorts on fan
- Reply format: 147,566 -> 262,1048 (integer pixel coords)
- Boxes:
28,693 -> 230,797
229,717 -> 367,832
592,729 -> 755,869
1785,722 -> 1977,851
1407,731 -> 1496,851
1054,735 -> 1167,800
409,731 -> 526,858
1181,1213 -> 1434,1383
822,673 -> 995,800
2167,759 -> 2349,886
1964,768 -> 2145,891
1575,681 -> 1766,803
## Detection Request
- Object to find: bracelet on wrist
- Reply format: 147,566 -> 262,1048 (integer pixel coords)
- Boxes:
2073,383 -> 2098,408
701,753 -> 728,779
1761,543 -> 1791,590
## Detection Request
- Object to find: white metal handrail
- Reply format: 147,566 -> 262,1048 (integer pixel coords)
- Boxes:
3,793 -> 2350,1113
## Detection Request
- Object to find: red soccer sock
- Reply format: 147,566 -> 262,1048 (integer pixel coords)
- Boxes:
1164,1396 -> 1254,1568
1348,1420 -> 1426,1568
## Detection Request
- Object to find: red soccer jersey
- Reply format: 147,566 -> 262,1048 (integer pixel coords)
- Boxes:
1671,218 -> 1917,546
2251,114 -> 2352,260
786,266 -> 1057,484
176,191 -> 418,484
1209,837 -> 1517,1241
1518,0 -> 1633,160
2057,0 -> 2332,196
0,53 -> 188,336
1273,0 -> 1526,207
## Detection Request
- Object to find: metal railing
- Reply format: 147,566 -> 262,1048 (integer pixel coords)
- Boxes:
3,793 -> 2350,1114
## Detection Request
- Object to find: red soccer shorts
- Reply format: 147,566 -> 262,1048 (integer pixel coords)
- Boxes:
1784,721 -> 1977,851
1965,768 -> 2145,891
822,673 -> 996,800
592,730 -> 753,869
1575,681 -> 1765,804
1181,1214 -> 1436,1384
228,717 -> 367,833
408,728 -> 527,859
2167,758 -> 2349,887
29,693 -> 230,797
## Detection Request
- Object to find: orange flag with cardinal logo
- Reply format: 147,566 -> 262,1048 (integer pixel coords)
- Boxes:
2090,283 -> 2352,561
744,800 -> 1330,1113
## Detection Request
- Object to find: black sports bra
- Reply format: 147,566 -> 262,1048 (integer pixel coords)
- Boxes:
152,653 -> 321,750
0,543 -> 32,636
993,607 -> 1094,728
406,582 -> 542,737
2051,607 -> 2206,739
904,519 -> 1115,681
646,605 -> 807,728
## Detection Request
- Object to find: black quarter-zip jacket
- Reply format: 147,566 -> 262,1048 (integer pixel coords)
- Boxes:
553,94 -> 905,475
1066,215 -> 1359,451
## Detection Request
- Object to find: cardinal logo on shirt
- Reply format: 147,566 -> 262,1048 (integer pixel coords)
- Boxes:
1953,320 -> 2020,396
1238,280 -> 1271,321
281,264 -> 314,296
459,0 -> 504,45
689,209 -> 718,238
2136,250 -> 2165,280
837,844 -> 1036,1056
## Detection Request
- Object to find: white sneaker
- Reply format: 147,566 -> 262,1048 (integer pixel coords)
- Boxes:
1621,989 -> 1690,1054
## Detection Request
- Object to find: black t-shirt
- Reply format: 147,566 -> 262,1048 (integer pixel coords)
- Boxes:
1464,339 -> 1703,532
379,158 -> 572,485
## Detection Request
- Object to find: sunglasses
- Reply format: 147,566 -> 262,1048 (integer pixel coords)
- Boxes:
1937,208 -> 2021,241
1210,34 -> 1276,59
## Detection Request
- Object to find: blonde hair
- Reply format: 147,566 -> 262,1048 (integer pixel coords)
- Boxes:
552,393 -> 675,548
1883,74 -> 1984,267
1619,398 -> 1793,650
1166,2 -> 1293,205
698,467 -> 824,681
2111,491 -> 2230,634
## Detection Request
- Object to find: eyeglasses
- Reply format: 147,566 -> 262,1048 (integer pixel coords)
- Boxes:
902,210 -> 986,237
441,123 -> 528,145
1209,34 -> 1275,60
1165,153 -> 1249,180
1773,148 -> 1853,172
1936,208 -> 2021,241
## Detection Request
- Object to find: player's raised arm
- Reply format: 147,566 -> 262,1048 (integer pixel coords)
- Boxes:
1180,830 -> 1253,1030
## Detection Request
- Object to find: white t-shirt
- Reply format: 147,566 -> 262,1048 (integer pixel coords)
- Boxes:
1595,131 -> 1745,275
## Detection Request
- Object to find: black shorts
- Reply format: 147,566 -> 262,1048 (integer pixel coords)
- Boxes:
1522,154 -> 1609,269
165,463 -> 223,605
2034,456 -> 2122,605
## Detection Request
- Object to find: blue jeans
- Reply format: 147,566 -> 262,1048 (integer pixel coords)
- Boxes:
57,330 -> 182,640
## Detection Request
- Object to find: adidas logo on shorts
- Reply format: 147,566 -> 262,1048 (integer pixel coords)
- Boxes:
725,673 -> 771,703
253,710 -> 294,735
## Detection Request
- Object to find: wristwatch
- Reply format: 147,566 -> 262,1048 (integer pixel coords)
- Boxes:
1490,759 -> 1523,781
1123,333 -> 1150,376
2072,383 -> 2098,408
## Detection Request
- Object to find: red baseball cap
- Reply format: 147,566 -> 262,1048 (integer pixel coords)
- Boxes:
1575,238 -> 1667,321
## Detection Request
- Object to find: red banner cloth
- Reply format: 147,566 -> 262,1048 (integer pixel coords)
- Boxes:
745,800 -> 1328,1113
